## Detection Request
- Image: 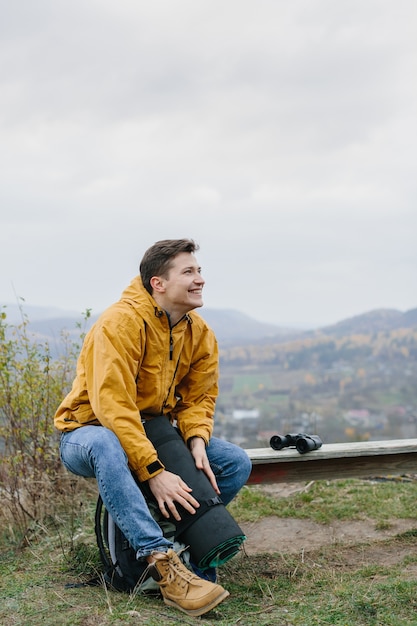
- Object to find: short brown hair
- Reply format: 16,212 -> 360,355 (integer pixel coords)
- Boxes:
140,239 -> 199,294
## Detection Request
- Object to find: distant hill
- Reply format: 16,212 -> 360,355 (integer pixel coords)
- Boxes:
1,303 -> 416,349
0,303 -> 84,322
198,308 -> 299,345
0,303 -> 297,346
0,304 -> 98,349
316,308 -> 417,338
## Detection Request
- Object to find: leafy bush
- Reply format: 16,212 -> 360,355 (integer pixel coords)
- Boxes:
0,303 -> 90,539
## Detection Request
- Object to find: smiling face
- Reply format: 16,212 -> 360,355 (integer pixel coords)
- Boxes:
150,252 -> 205,323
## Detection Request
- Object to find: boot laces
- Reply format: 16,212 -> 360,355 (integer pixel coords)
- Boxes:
141,546 -> 197,591
165,549 -> 199,587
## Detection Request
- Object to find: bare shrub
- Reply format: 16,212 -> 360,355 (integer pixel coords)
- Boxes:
0,303 -> 90,540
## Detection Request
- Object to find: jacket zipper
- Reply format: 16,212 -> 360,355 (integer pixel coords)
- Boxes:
169,329 -> 173,360
162,316 -> 186,411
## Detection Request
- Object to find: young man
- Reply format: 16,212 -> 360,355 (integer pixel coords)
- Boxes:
55,239 -> 252,617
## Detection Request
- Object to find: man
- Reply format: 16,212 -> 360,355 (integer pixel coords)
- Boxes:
55,239 -> 252,617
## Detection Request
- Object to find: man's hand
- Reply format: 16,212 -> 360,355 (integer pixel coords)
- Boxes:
148,470 -> 200,521
188,437 -> 220,495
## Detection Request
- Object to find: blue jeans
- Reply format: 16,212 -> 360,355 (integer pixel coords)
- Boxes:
59,425 -> 252,560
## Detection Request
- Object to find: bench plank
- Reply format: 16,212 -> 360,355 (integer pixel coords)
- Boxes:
244,439 -> 417,484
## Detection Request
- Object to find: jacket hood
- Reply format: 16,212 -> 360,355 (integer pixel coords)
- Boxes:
120,275 -> 200,326
119,276 -> 162,322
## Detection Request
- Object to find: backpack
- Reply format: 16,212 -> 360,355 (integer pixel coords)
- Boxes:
94,494 -> 191,594
93,418 -> 245,592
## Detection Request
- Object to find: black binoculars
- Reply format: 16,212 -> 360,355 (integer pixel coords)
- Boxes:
269,433 -> 323,454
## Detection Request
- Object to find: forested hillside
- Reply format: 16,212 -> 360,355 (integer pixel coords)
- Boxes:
2,303 -> 416,448
215,314 -> 417,448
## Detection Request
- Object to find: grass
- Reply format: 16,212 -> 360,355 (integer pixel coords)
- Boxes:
228,477 -> 417,525
2,478 -> 417,625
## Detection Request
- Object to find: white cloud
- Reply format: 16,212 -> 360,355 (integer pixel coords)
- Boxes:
0,0 -> 416,326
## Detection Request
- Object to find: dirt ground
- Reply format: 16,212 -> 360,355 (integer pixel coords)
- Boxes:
239,482 -> 417,559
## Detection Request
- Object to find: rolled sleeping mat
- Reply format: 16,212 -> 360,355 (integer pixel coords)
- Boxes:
143,416 -> 246,570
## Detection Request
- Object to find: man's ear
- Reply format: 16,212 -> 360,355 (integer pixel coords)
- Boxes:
150,276 -> 165,293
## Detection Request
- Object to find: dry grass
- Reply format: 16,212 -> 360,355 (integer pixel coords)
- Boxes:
2,479 -> 417,625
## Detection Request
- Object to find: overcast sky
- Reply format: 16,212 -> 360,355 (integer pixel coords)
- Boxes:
0,0 -> 416,327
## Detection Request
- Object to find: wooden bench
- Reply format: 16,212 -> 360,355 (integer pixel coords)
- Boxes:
244,439 -> 417,485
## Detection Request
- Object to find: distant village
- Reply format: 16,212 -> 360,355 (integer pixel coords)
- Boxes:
213,405 -> 417,450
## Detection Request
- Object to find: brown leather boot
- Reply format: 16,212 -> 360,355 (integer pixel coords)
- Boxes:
148,549 -> 229,616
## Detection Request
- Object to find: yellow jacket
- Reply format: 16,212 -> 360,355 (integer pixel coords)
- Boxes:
54,277 -> 219,481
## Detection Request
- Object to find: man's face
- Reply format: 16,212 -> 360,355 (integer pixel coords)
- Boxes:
156,252 -> 205,314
